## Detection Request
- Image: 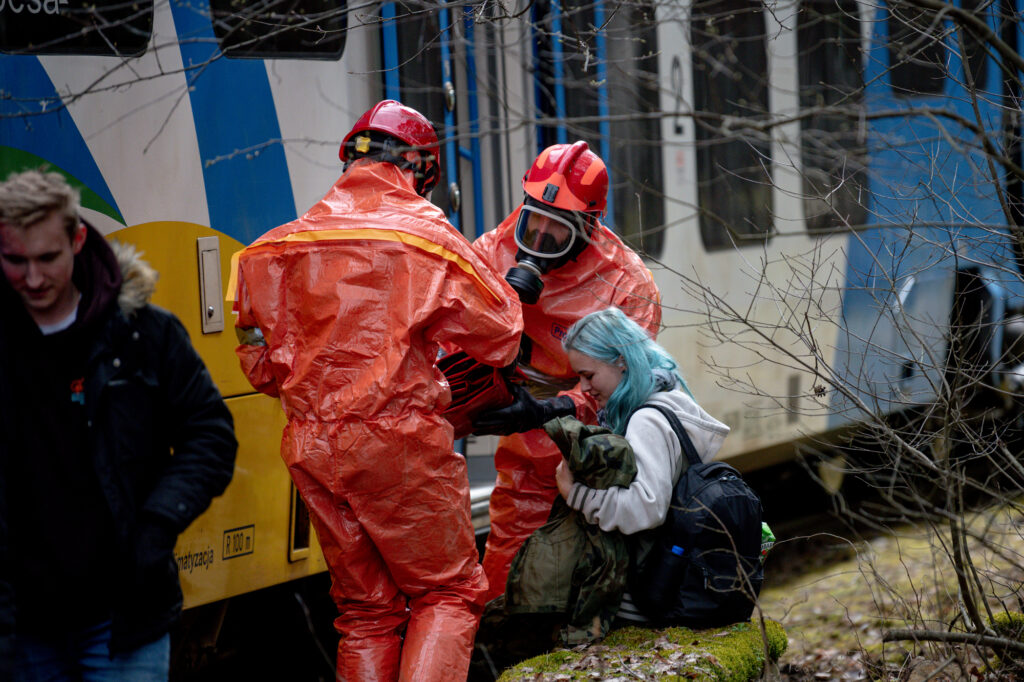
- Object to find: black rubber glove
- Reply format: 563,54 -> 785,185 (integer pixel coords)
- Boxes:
472,384 -> 575,436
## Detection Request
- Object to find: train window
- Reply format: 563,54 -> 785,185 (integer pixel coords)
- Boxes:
388,1 -> 452,217
888,5 -> 946,95
531,1 -> 561,152
691,0 -> 773,251
603,3 -> 664,257
532,0 -> 665,257
797,0 -> 868,233
0,0 -> 153,56
210,0 -> 346,59
478,11 -> 512,223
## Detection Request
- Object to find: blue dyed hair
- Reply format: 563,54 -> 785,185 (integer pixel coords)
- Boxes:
563,308 -> 692,435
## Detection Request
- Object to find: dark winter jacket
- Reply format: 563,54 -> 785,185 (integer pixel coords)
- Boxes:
0,225 -> 237,656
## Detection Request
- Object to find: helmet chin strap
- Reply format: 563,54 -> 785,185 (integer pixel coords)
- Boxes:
343,135 -> 438,196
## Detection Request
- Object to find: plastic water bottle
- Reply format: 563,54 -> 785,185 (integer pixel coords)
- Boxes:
760,522 -> 775,564
639,543 -> 688,611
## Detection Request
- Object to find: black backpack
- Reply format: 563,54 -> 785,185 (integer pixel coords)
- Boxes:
629,404 -> 764,628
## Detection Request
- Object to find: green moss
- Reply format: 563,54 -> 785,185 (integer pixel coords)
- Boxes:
502,650 -> 579,676
985,611 -> 1024,674
990,612 -> 1024,641
497,619 -> 787,681
602,626 -> 662,648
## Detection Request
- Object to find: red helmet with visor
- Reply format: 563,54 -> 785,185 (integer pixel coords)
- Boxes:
513,141 -> 608,261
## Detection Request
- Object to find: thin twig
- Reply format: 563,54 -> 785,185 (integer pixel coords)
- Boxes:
883,628 -> 1024,655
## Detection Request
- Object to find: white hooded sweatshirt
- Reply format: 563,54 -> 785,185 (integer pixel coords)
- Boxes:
565,388 -> 730,535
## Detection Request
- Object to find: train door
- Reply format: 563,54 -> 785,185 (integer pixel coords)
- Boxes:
830,0 -> 1024,425
379,1 -> 519,240
528,0 -> 665,257
1005,0 -> 1024,267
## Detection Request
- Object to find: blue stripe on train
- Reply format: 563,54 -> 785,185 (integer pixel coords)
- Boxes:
168,0 -> 297,245
0,56 -> 121,221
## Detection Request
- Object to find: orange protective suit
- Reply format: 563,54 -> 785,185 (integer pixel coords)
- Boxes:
475,206 -> 661,601
233,161 -> 523,681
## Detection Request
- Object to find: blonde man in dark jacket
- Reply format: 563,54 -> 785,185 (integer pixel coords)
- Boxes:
0,169 -> 237,681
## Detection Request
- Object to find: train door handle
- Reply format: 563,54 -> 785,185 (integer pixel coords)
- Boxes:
444,81 -> 456,112
449,182 -> 462,212
197,236 -> 225,334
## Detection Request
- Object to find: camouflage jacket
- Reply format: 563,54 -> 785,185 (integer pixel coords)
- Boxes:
504,416 -> 636,644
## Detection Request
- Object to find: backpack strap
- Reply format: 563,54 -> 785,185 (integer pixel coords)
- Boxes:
638,403 -> 702,468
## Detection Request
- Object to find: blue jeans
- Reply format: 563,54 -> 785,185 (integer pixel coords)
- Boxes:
14,620 -> 170,682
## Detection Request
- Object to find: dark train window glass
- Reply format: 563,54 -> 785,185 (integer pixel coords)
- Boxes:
532,0 -> 665,257
531,0 -> 565,152
959,0 -> 988,88
797,0 -> 868,233
888,5 -> 946,95
211,0 -> 346,59
604,3 -> 664,257
481,15 -> 511,223
0,0 -> 153,56
691,0 -> 773,251
390,1 -> 451,217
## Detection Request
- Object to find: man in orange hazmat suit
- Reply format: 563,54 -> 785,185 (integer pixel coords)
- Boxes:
232,100 -> 523,681
470,141 -> 662,601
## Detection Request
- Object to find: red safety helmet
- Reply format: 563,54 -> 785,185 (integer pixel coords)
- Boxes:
340,100 -> 441,196
522,141 -> 608,216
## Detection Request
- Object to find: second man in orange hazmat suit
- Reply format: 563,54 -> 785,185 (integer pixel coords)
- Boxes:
232,101 -> 523,681
471,141 -> 662,601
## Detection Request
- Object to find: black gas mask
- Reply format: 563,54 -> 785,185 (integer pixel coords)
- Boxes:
505,198 -> 589,304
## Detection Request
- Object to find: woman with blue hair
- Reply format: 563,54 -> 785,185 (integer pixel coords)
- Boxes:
555,307 -> 730,625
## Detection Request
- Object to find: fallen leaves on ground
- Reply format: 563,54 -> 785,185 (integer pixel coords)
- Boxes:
759,500 -> 1024,681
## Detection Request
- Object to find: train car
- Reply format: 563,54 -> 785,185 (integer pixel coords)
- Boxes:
645,0 -> 1024,478
656,0 -> 1024,478
2,0 -> 1023,667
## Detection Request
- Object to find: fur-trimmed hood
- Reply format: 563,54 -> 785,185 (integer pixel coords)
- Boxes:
109,240 -> 158,317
